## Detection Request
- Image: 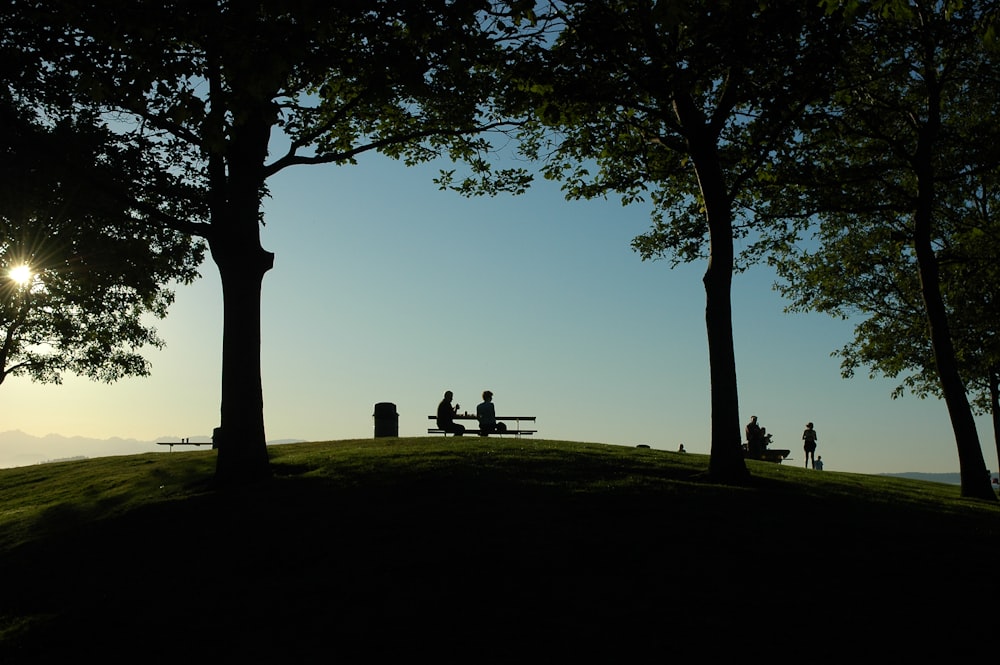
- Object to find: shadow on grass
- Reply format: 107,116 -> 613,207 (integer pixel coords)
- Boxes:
1,438 -> 997,660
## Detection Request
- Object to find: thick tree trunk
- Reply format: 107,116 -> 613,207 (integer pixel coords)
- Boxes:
205,99 -> 275,486
210,237 -> 274,486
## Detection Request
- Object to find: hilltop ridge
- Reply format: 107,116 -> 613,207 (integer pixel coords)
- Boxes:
0,429 -> 303,468
0,437 -> 998,660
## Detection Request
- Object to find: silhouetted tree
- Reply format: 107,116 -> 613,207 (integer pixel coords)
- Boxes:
450,0 -> 848,482
12,0 -> 526,484
773,0 -> 1000,499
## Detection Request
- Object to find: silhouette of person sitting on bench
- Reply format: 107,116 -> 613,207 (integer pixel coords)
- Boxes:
436,390 -> 465,436
476,390 -> 507,436
746,415 -> 767,459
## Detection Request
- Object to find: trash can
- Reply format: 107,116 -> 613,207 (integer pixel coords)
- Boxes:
373,402 -> 398,438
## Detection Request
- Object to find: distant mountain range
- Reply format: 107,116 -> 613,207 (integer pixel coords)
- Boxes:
879,471 -> 1000,487
880,472 -> 964,486
0,429 -> 303,469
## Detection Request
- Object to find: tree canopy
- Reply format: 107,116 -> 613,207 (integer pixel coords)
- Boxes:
772,0 -> 1000,498
453,0 -> 849,482
10,0 -> 1000,495
10,0 -> 529,483
0,46 -> 204,387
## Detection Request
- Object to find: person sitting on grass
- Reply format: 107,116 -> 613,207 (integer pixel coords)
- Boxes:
436,390 -> 465,436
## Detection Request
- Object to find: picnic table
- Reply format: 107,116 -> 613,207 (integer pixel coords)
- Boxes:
742,443 -> 791,463
157,438 -> 213,452
428,415 -> 537,438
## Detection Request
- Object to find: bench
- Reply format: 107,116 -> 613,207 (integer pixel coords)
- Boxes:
743,447 -> 791,463
427,415 -> 536,438
157,438 -> 213,452
427,428 -> 537,437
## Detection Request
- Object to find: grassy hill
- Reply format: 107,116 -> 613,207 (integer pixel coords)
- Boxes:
1,437 -> 997,661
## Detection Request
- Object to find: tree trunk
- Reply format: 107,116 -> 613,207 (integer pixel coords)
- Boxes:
913,114 -> 994,500
989,367 -> 999,484
703,221 -> 748,483
210,236 -> 274,486
914,234 -> 991,499
206,99 -> 275,486
684,121 -> 749,483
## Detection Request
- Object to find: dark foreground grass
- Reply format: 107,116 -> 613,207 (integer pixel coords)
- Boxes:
0,437 -> 997,661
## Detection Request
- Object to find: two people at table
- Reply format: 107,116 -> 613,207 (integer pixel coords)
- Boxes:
745,415 -> 772,459
436,389 -> 507,436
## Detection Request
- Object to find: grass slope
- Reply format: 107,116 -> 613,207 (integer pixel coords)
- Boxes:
0,437 -> 997,661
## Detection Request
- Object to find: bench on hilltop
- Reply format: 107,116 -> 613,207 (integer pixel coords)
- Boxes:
157,438 -> 213,452
742,445 -> 791,464
427,415 -> 537,438
427,428 -> 538,437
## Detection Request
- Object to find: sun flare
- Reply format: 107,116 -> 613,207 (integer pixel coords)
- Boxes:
8,264 -> 32,286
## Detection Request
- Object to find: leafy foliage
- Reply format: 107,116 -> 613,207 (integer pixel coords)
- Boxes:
0,77 -> 204,386
772,0 -> 1000,410
456,0 -> 850,481
484,1 -> 847,269
768,0 -> 1000,497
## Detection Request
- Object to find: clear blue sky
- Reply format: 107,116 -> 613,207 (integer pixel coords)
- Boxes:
4,151 -> 995,475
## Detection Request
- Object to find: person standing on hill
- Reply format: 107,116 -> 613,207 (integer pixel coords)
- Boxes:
802,422 -> 818,468
437,390 -> 465,436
